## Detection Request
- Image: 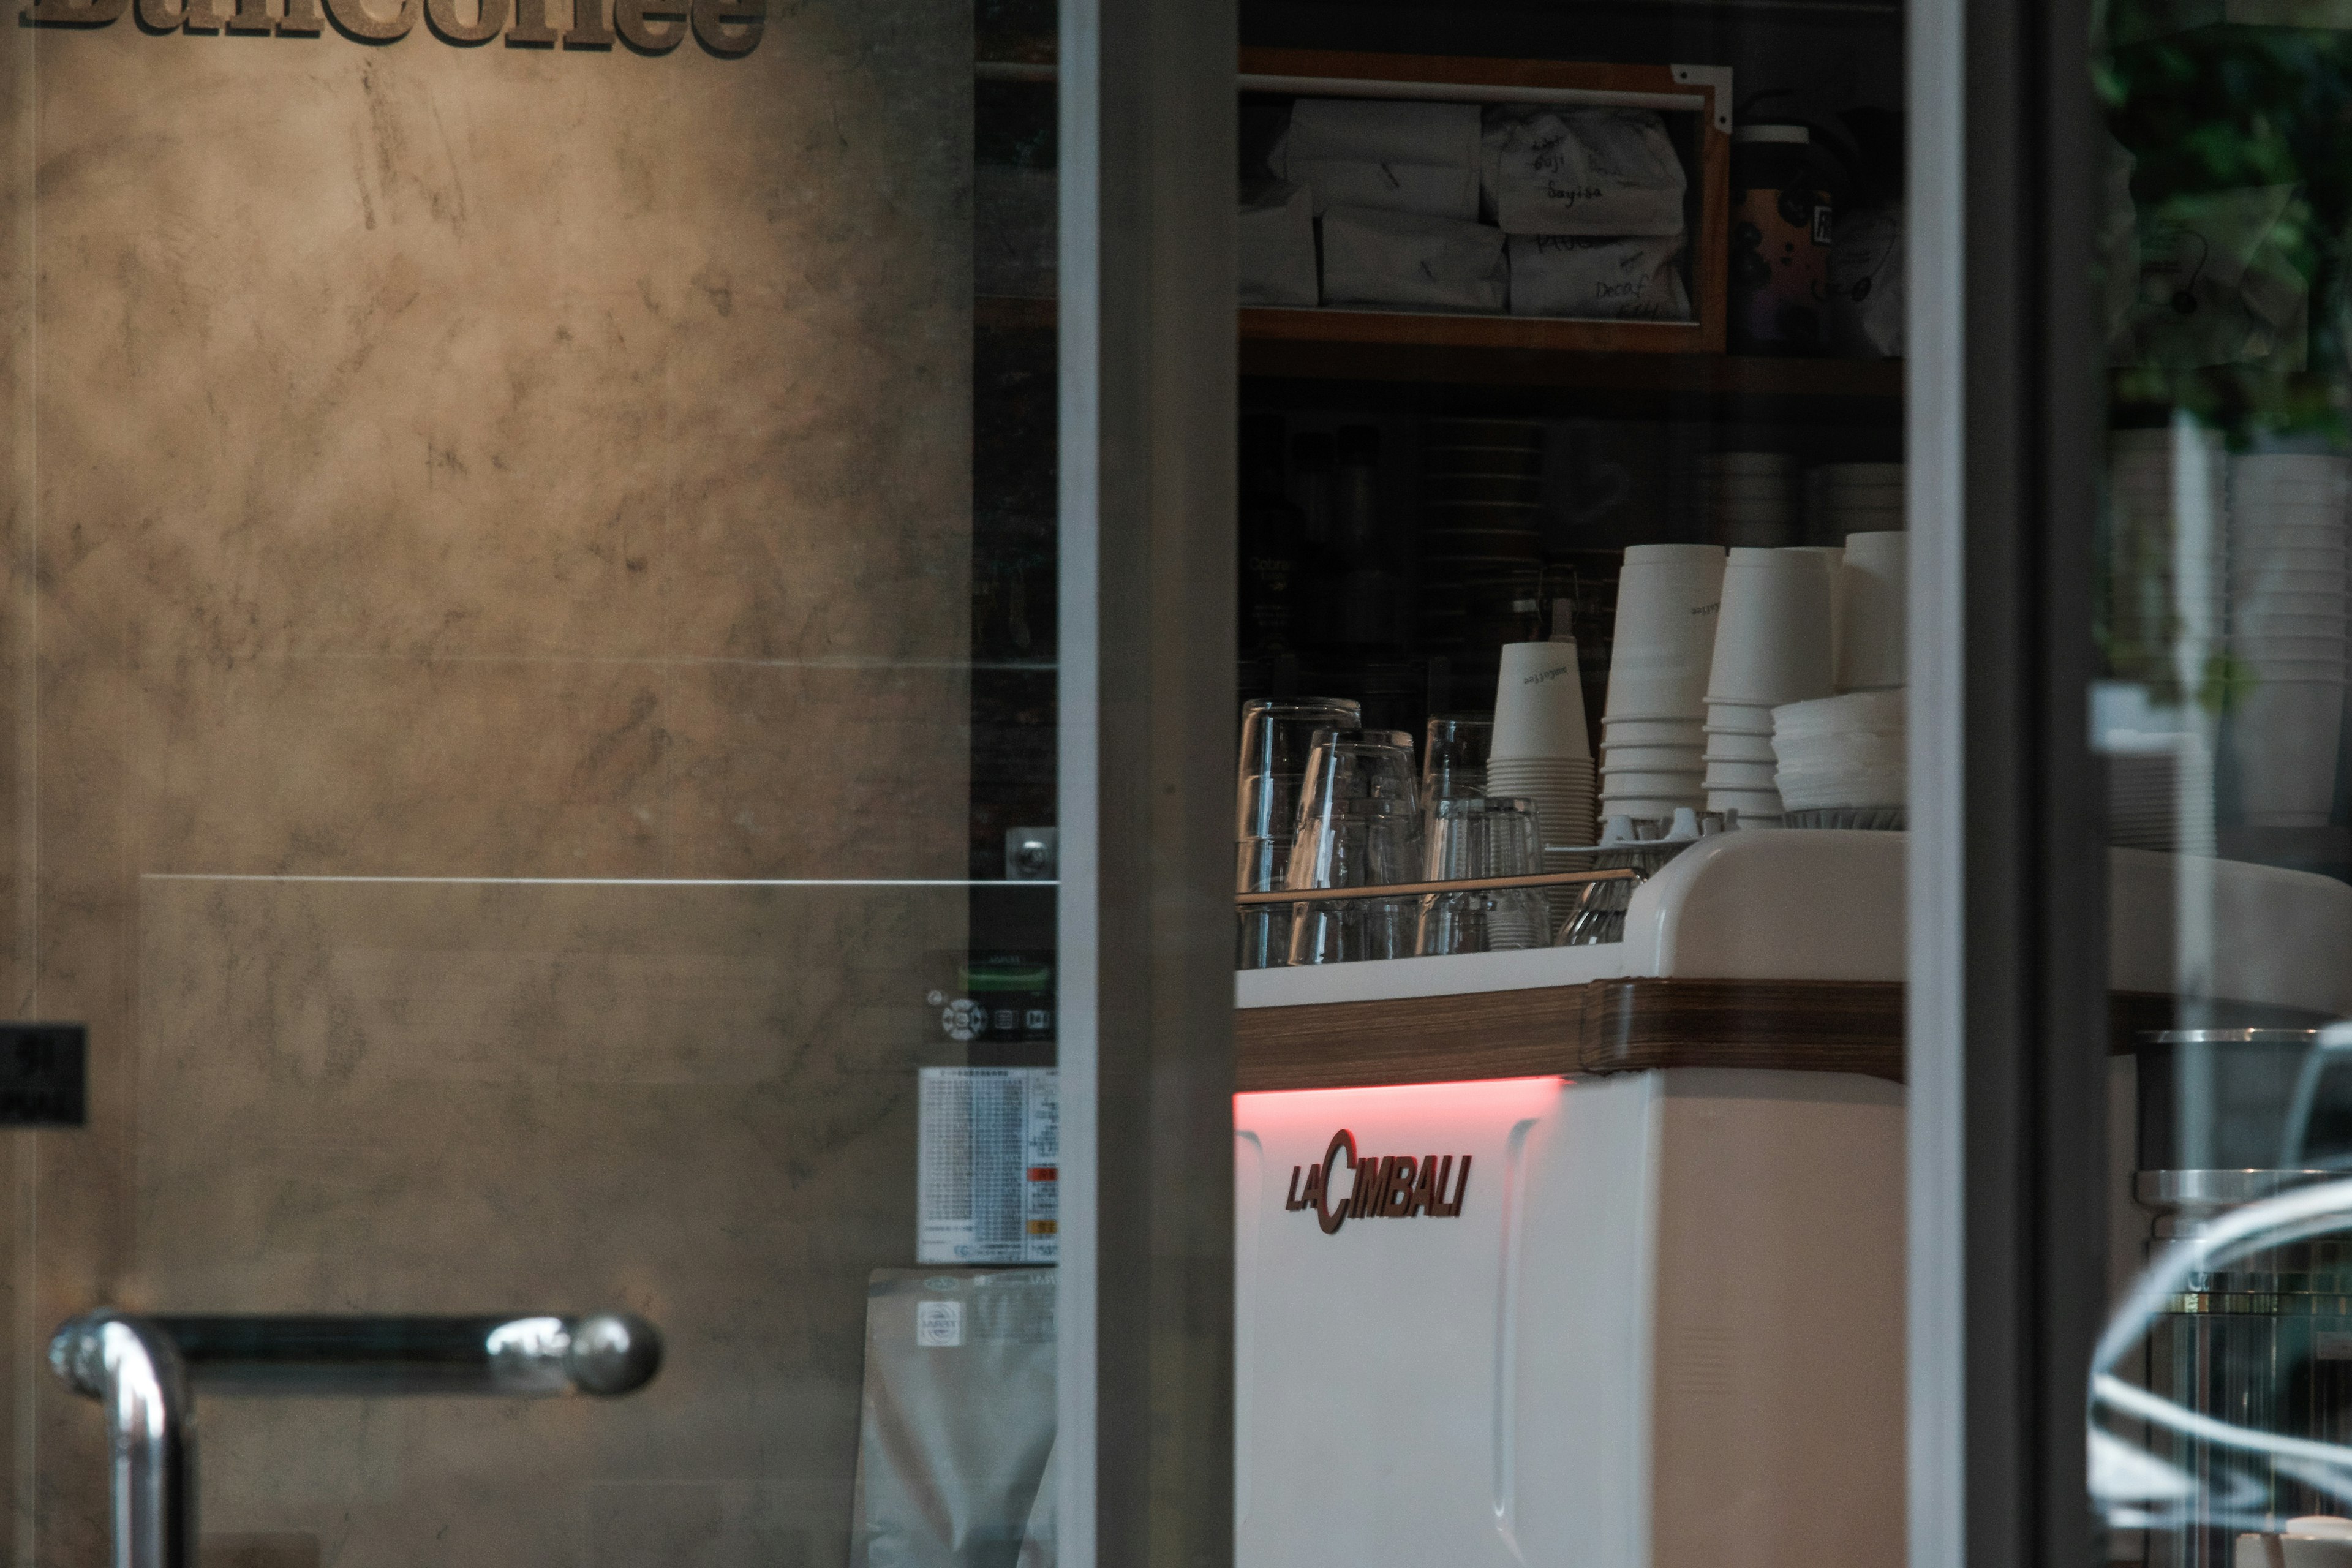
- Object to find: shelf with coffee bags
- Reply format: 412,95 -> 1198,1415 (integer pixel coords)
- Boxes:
1238,48 -> 1735,352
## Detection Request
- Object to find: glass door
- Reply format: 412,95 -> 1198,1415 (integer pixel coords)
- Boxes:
2089,10 -> 2352,1568
0,0 -> 1140,1556
1918,0 -> 2352,1562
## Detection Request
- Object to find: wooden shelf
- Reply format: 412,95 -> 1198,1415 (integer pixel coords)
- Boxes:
1240,330 -> 1904,396
979,297 -> 1902,399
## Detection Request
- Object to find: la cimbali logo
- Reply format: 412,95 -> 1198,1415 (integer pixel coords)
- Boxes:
21,0 -> 762,57
1285,1128 -> 1472,1235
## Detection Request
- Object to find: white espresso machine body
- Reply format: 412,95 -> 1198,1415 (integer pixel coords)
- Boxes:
1234,1067 -> 1905,1568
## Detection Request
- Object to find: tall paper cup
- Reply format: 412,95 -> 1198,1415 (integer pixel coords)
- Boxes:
1838,531 -> 1907,690
1604,545 -> 1727,723
1491,639 -> 1591,761
2231,678 -> 2348,826
1705,548 -> 1837,706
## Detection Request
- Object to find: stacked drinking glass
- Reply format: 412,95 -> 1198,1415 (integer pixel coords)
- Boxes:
1599,543 -> 1725,824
2228,451 -> 2351,828
1283,728 -> 1423,965
1234,696 -> 1362,968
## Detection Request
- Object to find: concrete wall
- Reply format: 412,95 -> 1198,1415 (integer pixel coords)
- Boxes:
0,6 -> 971,1559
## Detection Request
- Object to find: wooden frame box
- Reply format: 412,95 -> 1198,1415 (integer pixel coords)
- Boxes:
1238,48 -> 1735,356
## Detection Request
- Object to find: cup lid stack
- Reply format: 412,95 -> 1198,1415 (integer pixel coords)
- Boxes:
1422,418 -> 1547,657
1771,689 -> 1907,812
1599,543 -> 1725,823
2226,451 -> 2350,829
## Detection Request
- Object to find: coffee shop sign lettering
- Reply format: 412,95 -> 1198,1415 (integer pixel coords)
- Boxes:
22,0 -> 763,58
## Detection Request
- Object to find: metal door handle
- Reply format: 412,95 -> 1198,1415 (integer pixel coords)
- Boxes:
50,1310 -> 662,1568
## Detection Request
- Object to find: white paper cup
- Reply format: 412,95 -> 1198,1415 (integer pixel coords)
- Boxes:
2236,547 -> 2350,572
2231,678 -> 2348,827
1702,729 -> 1779,762
1839,532 -> 1908,690
1705,701 -> 1777,735
1602,717 -> 1705,745
1705,548 -> 1838,706
2236,634 -> 2351,660
1491,640 -> 1591,762
2237,612 -> 2351,636
1600,766 -> 1706,794
1600,799 -> 1705,824
1605,545 -> 1727,722
1604,741 -> 1704,769
2234,590 -> 2349,616
1703,759 -> 1780,788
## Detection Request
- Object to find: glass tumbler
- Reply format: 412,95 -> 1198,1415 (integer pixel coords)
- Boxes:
1422,714 -> 1495,805
1284,729 -> 1422,965
1237,697 -> 1364,845
1415,796 -> 1549,956
1235,697 -> 1361,970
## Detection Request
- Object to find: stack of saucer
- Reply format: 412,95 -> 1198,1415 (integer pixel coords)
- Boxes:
2226,451 -> 2350,828
1702,546 -> 1839,824
1599,543 -> 1725,823
1487,639 -> 1597,928
1808,462 -> 1906,539
2108,744 -> 2218,855
1422,418 -> 1547,655
1771,690 -> 1907,813
1679,452 -> 1798,547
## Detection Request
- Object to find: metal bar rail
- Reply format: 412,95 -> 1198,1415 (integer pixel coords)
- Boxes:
49,1310 -> 662,1568
1235,867 -> 1640,906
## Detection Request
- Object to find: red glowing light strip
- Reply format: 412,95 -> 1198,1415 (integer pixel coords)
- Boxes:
1234,1074 -> 1568,1112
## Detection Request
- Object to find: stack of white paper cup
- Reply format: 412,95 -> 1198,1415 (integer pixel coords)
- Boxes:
1488,638 -> 1597,929
1838,532 -> 1907,690
1700,547 -> 1839,822
2227,452 -> 2350,827
1771,690 -> 1907,813
1808,462 -> 1906,538
1600,544 -> 1724,821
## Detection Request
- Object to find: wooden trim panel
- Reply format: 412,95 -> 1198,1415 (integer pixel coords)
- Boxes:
1232,980 -> 2347,1093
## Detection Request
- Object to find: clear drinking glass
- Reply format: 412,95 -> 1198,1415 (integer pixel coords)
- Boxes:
1415,796 -> 1549,956
1237,698 -> 1363,971
1422,714 -> 1495,804
1237,697 -> 1365,846
1284,729 -> 1422,964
